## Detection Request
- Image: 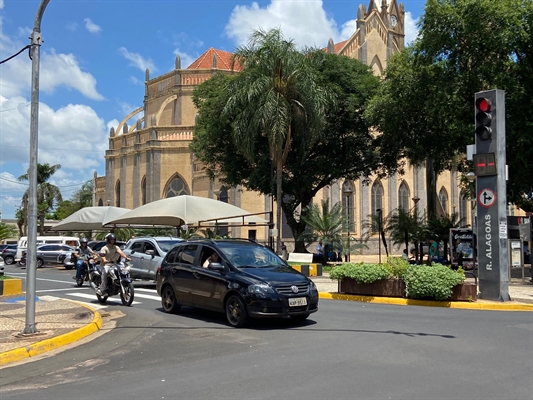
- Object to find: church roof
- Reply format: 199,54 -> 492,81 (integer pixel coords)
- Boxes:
187,48 -> 243,71
333,40 -> 348,53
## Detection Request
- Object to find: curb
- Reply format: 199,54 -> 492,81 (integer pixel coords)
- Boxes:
318,292 -> 533,311
0,278 -> 23,296
0,302 -> 102,367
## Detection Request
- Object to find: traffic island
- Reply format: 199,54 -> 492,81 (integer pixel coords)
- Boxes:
0,277 -> 23,296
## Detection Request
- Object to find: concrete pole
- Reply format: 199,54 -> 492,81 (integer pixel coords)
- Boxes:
24,0 -> 50,335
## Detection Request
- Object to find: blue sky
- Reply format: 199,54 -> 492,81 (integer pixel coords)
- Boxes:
0,0 -> 425,220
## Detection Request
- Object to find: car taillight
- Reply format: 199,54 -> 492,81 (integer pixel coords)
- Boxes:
156,265 -> 161,274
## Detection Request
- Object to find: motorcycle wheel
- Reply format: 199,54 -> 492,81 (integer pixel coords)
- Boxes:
76,278 -> 84,287
120,282 -> 134,306
96,293 -> 108,304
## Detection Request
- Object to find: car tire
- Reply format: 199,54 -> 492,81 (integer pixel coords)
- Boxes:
225,294 -> 249,328
161,285 -> 180,314
37,258 -> 44,268
4,256 -> 14,265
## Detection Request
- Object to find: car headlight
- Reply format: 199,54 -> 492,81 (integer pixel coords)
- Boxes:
247,284 -> 275,294
309,280 -> 317,291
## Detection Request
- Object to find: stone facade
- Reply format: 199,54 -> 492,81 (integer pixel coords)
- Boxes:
94,0 -> 472,253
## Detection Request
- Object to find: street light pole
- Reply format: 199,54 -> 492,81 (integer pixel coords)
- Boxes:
24,0 -> 50,335
343,185 -> 353,262
376,209 -> 382,264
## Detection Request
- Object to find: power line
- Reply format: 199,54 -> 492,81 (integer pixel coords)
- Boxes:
0,45 -> 31,65
0,175 -> 89,188
0,103 -> 30,113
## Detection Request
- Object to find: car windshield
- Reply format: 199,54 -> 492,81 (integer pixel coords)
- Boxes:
157,240 -> 182,252
216,242 -> 285,268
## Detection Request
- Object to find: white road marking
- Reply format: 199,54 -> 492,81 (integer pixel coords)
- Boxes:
133,293 -> 161,301
66,292 -> 142,305
36,288 -> 86,292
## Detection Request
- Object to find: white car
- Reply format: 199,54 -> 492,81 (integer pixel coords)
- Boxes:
0,255 -> 5,276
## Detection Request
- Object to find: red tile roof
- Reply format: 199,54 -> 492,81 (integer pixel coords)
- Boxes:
334,40 -> 348,53
187,48 -> 243,71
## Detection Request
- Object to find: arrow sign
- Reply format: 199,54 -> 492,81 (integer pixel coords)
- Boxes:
478,188 -> 496,208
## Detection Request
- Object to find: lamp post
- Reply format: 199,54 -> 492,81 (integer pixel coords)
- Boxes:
343,185 -> 353,262
376,208 -> 382,264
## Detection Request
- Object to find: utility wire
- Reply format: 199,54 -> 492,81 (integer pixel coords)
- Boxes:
0,45 -> 31,65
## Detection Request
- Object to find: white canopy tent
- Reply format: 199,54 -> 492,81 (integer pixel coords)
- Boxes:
48,206 -> 132,232
104,195 -> 268,228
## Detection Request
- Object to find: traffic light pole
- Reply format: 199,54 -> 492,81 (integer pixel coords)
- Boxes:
474,89 -> 510,301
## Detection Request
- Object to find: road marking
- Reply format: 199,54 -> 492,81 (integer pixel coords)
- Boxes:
66,292 -> 142,305
134,293 -> 161,301
36,288 -> 86,292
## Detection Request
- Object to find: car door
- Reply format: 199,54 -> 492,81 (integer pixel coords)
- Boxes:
36,245 -> 60,264
127,241 -> 145,279
190,245 -> 228,312
172,244 -> 199,306
143,241 -> 161,280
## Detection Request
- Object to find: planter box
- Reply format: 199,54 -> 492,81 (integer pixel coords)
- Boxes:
339,279 -> 406,298
0,278 -> 23,296
338,278 -> 477,302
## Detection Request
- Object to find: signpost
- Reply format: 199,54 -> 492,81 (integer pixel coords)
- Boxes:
473,89 -> 510,301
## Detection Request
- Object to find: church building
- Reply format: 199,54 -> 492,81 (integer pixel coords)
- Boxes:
94,0 -> 471,253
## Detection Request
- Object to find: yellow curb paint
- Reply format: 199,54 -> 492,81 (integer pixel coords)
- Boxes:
318,292 -> 533,311
0,308 -> 102,366
0,278 -> 23,296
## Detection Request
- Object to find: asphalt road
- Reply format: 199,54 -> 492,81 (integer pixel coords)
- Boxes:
2,263 -> 532,400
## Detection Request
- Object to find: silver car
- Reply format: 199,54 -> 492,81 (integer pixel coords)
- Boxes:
122,237 -> 183,280
21,244 -> 76,268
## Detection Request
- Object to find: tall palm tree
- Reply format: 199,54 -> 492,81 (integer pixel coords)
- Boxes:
387,208 -> 428,263
18,163 -> 63,235
224,28 -> 332,253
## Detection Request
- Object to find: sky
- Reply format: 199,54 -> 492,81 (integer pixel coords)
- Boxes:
0,0 -> 426,220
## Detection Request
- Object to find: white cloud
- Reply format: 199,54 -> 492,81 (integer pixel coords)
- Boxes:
130,76 -> 143,85
225,0 -> 340,48
404,12 -> 419,46
84,18 -> 101,34
65,22 -> 78,32
0,172 -> 25,192
0,1 -> 4,10
119,47 -> 157,72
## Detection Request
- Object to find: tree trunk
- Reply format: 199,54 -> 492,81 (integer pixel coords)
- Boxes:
276,153 -> 283,255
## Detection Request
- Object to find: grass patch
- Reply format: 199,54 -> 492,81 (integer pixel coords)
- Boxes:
0,275 -> 18,280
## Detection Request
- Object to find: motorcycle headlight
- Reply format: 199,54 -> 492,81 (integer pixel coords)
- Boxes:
247,284 -> 275,295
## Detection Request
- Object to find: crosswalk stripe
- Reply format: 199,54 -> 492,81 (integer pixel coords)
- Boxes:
134,288 -> 158,293
66,292 -> 142,305
133,293 -> 161,301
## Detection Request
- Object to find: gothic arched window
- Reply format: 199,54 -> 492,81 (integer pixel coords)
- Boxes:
439,187 -> 449,214
398,182 -> 410,212
459,190 -> 468,225
163,174 -> 189,198
371,181 -> 384,233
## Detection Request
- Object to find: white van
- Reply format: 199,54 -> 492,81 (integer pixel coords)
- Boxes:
15,236 -> 80,263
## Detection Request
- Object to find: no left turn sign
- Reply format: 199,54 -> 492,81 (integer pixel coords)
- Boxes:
478,188 -> 496,208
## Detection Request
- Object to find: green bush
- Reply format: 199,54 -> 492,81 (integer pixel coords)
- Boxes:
385,257 -> 410,279
329,262 -> 391,284
403,265 -> 465,301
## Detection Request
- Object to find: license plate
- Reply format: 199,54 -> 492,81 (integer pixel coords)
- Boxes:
288,297 -> 307,307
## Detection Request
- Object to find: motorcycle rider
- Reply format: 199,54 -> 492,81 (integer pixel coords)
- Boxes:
73,238 -> 97,281
96,233 -> 130,295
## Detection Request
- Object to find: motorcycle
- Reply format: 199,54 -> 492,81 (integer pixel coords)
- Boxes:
90,258 -> 134,306
73,254 -> 98,287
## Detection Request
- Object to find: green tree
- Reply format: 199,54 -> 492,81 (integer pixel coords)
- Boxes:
299,199 -> 344,256
191,37 -> 381,252
223,28 -> 332,252
52,180 -> 94,220
365,0 -> 533,212
18,163 -> 63,235
0,222 -> 17,241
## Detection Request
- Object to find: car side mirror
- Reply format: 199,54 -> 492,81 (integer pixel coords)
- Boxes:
130,250 -> 136,255
208,262 -> 224,271
145,250 -> 155,257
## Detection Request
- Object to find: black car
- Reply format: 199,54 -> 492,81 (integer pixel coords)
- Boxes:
156,239 -> 319,327
0,245 -> 17,265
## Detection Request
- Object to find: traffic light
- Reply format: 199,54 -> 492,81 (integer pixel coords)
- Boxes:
475,97 -> 492,141
473,152 -> 496,176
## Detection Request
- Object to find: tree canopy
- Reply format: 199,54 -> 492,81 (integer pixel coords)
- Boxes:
191,38 -> 381,251
365,0 -> 533,210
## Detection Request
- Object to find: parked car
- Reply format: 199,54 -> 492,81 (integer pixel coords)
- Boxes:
122,236 -> 183,280
1,245 -> 17,265
156,239 -> 319,327
20,244 -> 76,268
0,255 -> 4,276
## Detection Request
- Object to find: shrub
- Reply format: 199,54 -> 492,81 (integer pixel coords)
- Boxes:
403,265 -> 465,301
329,262 -> 391,284
385,257 -> 410,279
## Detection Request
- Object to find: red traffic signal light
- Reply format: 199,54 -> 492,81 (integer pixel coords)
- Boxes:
473,153 -> 497,176
475,97 -> 492,140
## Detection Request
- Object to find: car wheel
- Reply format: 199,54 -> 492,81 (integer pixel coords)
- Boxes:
37,258 -> 44,268
289,314 -> 310,323
161,285 -> 180,314
225,294 -> 249,328
4,256 -> 14,265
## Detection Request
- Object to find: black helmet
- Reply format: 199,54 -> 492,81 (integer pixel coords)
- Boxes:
106,233 -> 116,243
80,238 -> 88,244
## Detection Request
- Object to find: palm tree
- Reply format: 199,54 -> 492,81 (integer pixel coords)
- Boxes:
387,208 -> 428,263
427,212 -> 466,263
18,163 -> 63,235
224,28 -> 332,253
299,199 -> 344,257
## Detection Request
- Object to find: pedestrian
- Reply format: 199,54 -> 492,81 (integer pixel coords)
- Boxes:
281,242 -> 288,260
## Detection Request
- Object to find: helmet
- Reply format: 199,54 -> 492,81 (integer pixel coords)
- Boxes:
106,233 -> 116,243
80,238 -> 88,244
